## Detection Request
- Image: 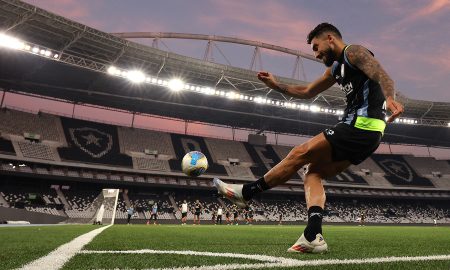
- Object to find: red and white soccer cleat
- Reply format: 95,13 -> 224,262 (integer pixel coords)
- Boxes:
287,233 -> 328,254
213,178 -> 248,208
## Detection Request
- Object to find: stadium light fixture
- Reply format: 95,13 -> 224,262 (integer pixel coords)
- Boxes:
310,105 -> 320,113
107,66 -> 118,75
127,70 -> 145,83
168,78 -> 184,91
0,33 -> 421,123
81,62 -> 352,117
0,33 -> 24,50
226,91 -> 236,99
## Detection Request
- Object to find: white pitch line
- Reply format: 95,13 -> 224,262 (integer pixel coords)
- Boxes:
80,249 -> 450,270
80,249 -> 298,263
17,225 -> 112,270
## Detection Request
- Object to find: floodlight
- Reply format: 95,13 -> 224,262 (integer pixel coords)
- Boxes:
107,66 -> 118,75
168,78 -> 184,91
310,105 -> 320,112
127,70 -> 145,83
0,33 -> 24,50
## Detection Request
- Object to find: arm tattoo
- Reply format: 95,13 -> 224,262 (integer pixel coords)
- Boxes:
345,45 -> 395,99
276,83 -> 290,94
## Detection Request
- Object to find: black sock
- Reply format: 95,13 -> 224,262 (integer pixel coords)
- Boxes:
303,206 -> 323,242
242,177 -> 271,201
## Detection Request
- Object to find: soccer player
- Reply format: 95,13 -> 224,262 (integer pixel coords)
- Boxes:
148,202 -> 158,225
359,209 -> 367,226
126,205 -> 135,225
193,200 -> 203,225
233,206 -> 240,225
214,22 -> 404,253
225,210 -> 231,225
278,213 -> 283,225
216,207 -> 223,225
247,207 -> 254,225
180,200 -> 188,225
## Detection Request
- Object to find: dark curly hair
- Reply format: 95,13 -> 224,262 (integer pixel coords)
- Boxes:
307,22 -> 342,44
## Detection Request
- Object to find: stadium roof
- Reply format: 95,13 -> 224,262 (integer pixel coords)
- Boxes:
0,0 -> 449,128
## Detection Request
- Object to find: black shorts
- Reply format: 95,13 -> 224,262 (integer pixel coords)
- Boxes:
234,214 -> 238,219
323,123 -> 382,165
195,212 -> 200,216
182,212 -> 187,218
150,213 -> 157,220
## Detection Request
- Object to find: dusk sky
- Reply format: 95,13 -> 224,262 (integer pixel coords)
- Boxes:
22,0 -> 450,102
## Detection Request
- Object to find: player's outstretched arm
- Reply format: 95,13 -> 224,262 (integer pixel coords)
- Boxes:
257,68 -> 335,99
345,45 -> 404,122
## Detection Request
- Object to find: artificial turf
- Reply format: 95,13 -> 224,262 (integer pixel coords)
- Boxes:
2,224 -> 450,269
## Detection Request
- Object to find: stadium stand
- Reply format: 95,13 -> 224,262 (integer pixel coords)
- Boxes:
0,137 -> 15,155
223,164 -> 254,179
349,157 -> 386,174
117,127 -> 176,157
205,138 -> 253,163
17,141 -> 58,161
132,157 -> 171,172
0,181 -> 64,216
0,176 -> 449,224
64,188 -> 100,219
0,109 -> 66,143
371,154 -> 434,187
324,170 -> 368,185
58,117 -> 132,167
244,143 -> 303,180
403,156 -> 450,176
169,133 -> 227,175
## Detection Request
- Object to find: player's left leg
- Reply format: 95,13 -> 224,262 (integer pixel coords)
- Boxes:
288,160 -> 350,254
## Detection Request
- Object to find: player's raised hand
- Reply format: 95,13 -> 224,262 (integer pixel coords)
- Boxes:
257,71 -> 279,89
386,97 -> 404,123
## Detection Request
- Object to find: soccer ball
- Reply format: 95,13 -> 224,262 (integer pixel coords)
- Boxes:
181,151 -> 208,177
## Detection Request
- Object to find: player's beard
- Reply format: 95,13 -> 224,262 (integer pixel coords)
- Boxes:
322,47 -> 336,67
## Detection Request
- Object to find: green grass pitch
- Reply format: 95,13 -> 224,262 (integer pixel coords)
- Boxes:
2,224 -> 450,269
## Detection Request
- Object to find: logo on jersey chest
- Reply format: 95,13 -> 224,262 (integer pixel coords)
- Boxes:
339,82 -> 353,95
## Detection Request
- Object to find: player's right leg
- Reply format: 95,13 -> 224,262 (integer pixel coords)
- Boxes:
214,133 -> 333,207
288,160 -> 350,254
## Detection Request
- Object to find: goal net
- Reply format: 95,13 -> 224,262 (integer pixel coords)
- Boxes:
65,188 -> 120,225
90,189 -> 120,225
